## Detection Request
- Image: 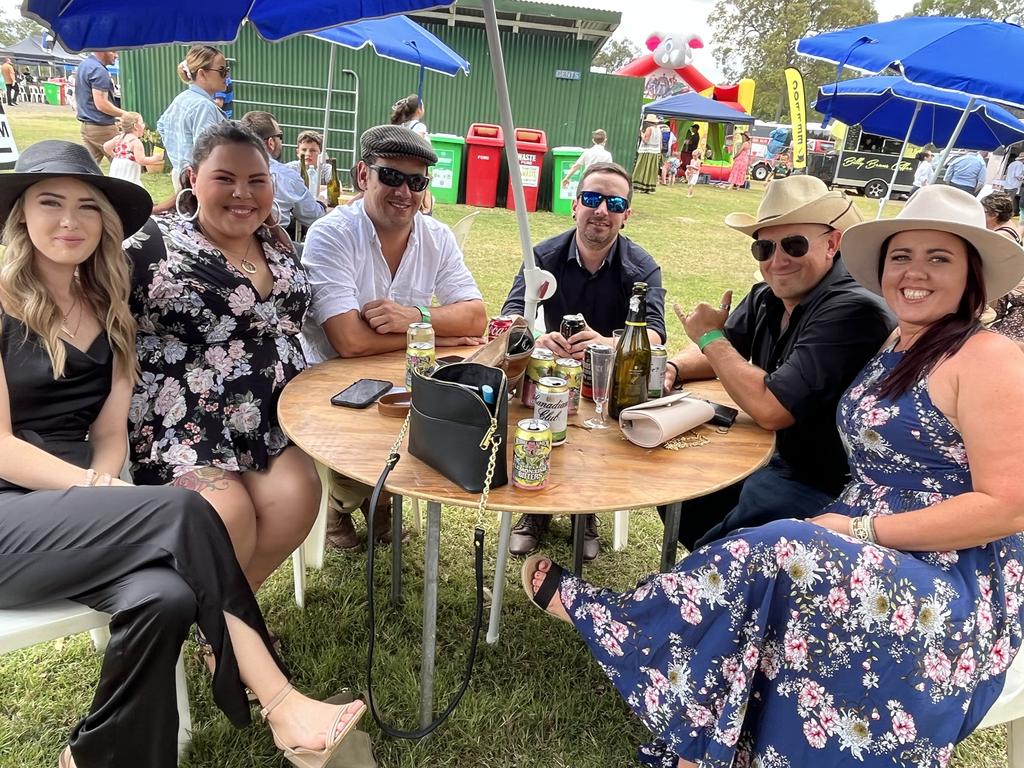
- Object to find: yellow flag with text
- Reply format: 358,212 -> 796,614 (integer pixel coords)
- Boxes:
784,67 -> 807,169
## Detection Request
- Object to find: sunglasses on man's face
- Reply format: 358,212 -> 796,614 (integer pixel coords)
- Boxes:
577,190 -> 630,214
369,164 -> 431,192
751,230 -> 831,262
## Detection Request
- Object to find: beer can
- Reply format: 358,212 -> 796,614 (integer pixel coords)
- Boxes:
512,418 -> 553,490
406,341 -> 436,388
555,357 -> 583,415
581,342 -> 603,400
648,344 -> 668,399
520,348 -> 555,407
533,376 -> 569,445
487,314 -> 516,342
560,313 -> 585,340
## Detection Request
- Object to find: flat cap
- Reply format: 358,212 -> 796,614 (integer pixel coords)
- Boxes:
360,125 -> 437,166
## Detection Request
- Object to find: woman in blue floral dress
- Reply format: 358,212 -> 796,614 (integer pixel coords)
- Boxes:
128,122 -> 319,593
524,186 -> 1024,767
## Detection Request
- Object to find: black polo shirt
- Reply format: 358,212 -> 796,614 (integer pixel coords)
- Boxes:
501,229 -> 667,341
725,257 -> 895,494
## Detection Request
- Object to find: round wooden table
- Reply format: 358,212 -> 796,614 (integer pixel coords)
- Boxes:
278,349 -> 774,726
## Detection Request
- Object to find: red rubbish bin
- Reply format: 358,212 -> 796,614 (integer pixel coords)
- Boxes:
506,128 -> 548,212
465,123 -> 504,208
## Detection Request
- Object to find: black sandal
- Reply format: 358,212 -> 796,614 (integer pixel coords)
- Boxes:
520,554 -> 571,624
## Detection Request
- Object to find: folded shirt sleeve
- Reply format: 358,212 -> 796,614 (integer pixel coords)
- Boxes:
301,220 -> 361,325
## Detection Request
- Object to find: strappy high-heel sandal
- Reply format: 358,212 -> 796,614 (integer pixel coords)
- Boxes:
194,626 -> 261,703
260,682 -> 366,768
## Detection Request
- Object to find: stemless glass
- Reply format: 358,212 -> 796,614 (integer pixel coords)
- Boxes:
584,345 -> 615,429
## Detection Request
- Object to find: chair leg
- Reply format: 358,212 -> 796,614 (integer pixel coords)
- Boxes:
89,625 -> 111,652
410,497 -> 423,535
292,544 -> 306,610
175,648 -> 192,758
302,461 -> 331,570
612,510 -> 630,551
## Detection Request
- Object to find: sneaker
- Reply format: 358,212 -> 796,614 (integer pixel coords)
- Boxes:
569,514 -> 600,562
509,514 -> 550,556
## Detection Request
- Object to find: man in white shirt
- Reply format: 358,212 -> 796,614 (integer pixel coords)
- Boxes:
240,110 -> 326,231
1003,152 -> 1024,215
302,124 -> 487,549
561,128 -> 612,187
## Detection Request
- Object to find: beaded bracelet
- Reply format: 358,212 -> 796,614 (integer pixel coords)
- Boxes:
82,468 -> 97,487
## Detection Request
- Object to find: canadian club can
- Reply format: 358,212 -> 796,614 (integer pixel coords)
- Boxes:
533,376 -> 569,445
512,419 -> 553,490
581,342 -> 603,400
520,348 -> 555,407
487,314 -> 516,342
560,313 -> 585,340
555,357 -> 583,415
648,344 -> 668,399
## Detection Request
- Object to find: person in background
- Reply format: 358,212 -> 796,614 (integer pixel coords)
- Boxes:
501,161 -> 666,561
943,150 -> 988,195
214,75 -> 234,119
684,148 -> 703,198
561,128 -> 612,188
726,131 -> 752,191
74,51 -> 123,164
911,149 -> 933,196
287,129 -> 332,186
390,93 -> 427,136
632,114 -> 661,194
1002,151 -> 1023,215
679,124 -> 699,176
102,112 -> 163,187
2,58 -> 16,106
157,44 -> 228,190
982,192 -> 1022,244
981,193 -> 1024,341
659,122 -> 677,185
239,110 -> 325,234
301,125 -> 486,551
0,139 -> 365,768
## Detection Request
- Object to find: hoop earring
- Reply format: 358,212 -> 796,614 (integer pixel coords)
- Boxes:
175,188 -> 200,222
266,200 -> 283,227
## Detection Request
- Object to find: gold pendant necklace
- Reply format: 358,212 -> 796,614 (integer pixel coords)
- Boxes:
239,258 -> 258,275
60,293 -> 82,339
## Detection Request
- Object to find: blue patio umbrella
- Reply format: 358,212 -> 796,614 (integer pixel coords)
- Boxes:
797,16 -> 1024,180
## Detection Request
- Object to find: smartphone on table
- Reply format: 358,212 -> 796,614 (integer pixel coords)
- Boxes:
331,379 -> 393,408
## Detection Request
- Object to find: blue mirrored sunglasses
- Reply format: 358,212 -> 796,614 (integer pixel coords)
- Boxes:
577,190 -> 629,214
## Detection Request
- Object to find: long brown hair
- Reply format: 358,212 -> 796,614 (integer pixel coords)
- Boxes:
876,233 -> 986,400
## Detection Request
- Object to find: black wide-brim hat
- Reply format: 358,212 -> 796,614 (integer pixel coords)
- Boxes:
0,140 -> 153,237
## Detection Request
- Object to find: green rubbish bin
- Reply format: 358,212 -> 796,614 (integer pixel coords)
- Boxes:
43,81 -> 62,106
550,146 -> 585,216
429,133 -> 465,205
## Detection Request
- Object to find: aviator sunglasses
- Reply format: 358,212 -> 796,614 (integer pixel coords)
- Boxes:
577,190 -> 630,214
369,164 -> 431,192
751,230 -> 831,262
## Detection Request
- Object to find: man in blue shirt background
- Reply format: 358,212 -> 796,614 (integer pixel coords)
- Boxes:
74,51 -> 123,164
944,150 -> 989,195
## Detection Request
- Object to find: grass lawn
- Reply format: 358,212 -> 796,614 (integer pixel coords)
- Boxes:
0,110 -> 1009,768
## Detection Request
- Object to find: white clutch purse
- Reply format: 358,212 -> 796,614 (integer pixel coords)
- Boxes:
618,392 -> 716,448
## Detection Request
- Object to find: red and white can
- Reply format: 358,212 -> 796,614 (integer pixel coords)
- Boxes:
487,315 -> 516,341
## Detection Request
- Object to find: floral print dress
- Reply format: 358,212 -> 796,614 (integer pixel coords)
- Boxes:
556,344 -> 1024,767
127,214 -> 310,484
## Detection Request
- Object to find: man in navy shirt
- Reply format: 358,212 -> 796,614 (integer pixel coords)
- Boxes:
501,161 -> 666,561
74,51 -> 123,164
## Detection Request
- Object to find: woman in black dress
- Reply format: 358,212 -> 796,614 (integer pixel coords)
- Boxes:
128,122 -> 319,594
0,140 -> 363,768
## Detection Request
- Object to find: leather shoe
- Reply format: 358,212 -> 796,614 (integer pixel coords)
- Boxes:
569,514 -> 600,562
326,510 -> 360,551
509,514 -> 550,556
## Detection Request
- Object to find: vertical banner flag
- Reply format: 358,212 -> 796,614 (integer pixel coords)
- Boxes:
784,67 -> 807,170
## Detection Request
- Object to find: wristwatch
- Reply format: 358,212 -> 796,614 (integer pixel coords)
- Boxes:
416,305 -> 431,324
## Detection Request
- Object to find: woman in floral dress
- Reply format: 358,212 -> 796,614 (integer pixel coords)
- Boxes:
727,132 -> 752,191
128,122 -> 319,593
523,186 -> 1024,767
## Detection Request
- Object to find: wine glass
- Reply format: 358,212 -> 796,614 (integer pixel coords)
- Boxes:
584,345 -> 615,430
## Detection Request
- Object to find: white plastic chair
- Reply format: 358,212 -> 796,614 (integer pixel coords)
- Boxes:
451,210 -> 481,252
0,600 -> 191,759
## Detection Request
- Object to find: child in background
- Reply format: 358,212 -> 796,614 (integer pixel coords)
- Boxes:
685,149 -> 703,198
666,155 -> 681,185
102,112 -> 162,186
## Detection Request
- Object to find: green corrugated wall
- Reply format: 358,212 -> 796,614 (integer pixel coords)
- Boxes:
120,21 -> 643,197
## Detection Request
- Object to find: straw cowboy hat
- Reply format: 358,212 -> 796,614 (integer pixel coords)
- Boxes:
842,185 -> 1024,302
643,113 -> 658,124
724,175 -> 862,238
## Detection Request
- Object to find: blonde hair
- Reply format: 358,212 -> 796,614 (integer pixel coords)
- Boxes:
117,111 -> 143,134
0,186 -> 138,382
177,45 -> 221,84
592,129 -> 607,144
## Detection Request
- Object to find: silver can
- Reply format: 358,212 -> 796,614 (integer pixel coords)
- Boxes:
648,344 -> 668,399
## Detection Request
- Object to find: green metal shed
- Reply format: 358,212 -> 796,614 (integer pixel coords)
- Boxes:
119,0 -> 643,197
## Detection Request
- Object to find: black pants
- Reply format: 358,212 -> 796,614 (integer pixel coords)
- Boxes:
0,485 -> 285,768
659,455 -> 838,551
5,83 -> 15,105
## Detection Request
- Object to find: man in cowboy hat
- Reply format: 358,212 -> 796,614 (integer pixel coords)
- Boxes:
661,175 -> 895,550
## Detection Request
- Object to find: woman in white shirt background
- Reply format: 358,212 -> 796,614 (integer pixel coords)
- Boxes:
391,94 -> 428,136
911,149 -> 933,196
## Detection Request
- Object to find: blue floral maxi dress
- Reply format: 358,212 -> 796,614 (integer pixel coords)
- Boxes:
126,214 -> 311,483
557,345 -> 1024,767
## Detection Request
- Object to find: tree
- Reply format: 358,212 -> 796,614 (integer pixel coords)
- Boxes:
0,12 -> 47,48
709,0 -> 878,122
907,0 -> 1024,17
591,37 -> 641,74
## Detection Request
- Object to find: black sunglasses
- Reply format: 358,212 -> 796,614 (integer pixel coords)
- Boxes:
204,65 -> 230,78
577,190 -> 629,214
751,230 -> 831,262
268,133 -> 283,141
369,164 -> 431,192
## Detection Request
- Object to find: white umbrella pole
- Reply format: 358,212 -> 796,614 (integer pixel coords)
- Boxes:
876,100 -> 921,219
481,0 -> 552,330
930,96 -> 976,183
319,44 -> 337,190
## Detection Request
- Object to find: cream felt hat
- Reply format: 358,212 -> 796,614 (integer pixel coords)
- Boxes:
724,174 -> 862,238
841,185 -> 1024,302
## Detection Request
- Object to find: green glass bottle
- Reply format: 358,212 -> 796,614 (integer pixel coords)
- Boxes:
610,282 -> 652,417
326,157 -> 341,207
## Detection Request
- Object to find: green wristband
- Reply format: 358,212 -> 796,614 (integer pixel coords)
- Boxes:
697,329 -> 726,351
416,305 -> 431,324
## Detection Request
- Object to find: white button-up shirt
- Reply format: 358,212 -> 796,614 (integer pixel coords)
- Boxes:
300,200 -> 483,363
269,158 -> 325,229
